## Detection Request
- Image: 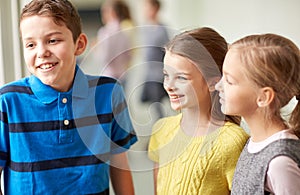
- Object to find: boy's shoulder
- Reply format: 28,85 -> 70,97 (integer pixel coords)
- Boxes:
85,75 -> 119,87
1,77 -> 30,87
0,77 -> 31,95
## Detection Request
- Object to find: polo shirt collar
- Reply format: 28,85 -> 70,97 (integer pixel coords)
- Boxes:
72,66 -> 89,99
29,65 -> 89,104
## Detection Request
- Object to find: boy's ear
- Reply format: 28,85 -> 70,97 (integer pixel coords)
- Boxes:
256,87 -> 275,107
208,76 -> 221,92
75,33 -> 88,55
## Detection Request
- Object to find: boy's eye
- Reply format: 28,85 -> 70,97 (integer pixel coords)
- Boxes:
49,39 -> 58,44
26,43 -> 34,48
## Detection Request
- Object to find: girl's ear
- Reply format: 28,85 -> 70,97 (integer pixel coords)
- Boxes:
208,76 -> 221,92
256,87 -> 275,107
75,33 -> 88,56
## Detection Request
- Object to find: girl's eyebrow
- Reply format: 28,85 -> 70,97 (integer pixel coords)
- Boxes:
163,67 -> 192,77
177,72 -> 190,76
163,70 -> 190,76
223,70 -> 238,81
223,70 -> 232,77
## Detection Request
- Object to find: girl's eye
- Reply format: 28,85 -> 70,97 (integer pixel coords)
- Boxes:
163,73 -> 169,78
178,76 -> 187,80
225,78 -> 233,85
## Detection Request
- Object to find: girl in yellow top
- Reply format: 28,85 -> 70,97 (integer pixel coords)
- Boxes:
148,27 -> 249,195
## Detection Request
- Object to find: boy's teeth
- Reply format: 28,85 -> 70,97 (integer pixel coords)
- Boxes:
40,64 -> 53,69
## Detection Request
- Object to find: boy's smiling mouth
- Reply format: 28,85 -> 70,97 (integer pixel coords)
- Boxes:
38,62 -> 58,70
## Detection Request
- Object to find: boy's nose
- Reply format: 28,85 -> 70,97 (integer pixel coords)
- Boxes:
37,45 -> 51,58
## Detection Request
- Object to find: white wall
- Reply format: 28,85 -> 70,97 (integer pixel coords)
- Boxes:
200,0 -> 300,45
128,0 -> 300,46
0,0 -> 23,85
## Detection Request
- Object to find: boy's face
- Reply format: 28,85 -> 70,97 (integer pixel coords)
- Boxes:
20,15 -> 82,92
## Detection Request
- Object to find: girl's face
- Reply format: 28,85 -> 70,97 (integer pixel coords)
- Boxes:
163,51 -> 210,111
215,50 -> 259,118
20,15 -> 84,92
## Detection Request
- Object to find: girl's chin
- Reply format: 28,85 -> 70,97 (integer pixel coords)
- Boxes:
172,107 -> 181,112
220,106 -> 227,114
170,104 -> 183,111
221,106 -> 233,115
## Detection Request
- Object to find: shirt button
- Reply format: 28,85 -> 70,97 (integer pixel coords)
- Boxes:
62,98 -> 67,104
64,120 -> 69,126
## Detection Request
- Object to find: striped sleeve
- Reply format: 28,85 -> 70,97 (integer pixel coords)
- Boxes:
110,83 -> 137,154
0,93 -> 10,167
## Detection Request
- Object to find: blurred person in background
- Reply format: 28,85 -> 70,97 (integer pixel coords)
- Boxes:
140,0 -> 170,119
95,0 -> 133,89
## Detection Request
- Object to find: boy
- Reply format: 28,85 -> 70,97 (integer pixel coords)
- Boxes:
0,0 -> 137,194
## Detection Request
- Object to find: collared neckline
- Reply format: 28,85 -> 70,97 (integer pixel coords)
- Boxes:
72,66 -> 89,99
29,65 -> 89,104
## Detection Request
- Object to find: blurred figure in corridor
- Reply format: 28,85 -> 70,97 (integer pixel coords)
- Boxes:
140,0 -> 170,119
95,0 -> 134,88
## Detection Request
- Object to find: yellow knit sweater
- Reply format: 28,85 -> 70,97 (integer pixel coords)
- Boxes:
148,114 -> 249,195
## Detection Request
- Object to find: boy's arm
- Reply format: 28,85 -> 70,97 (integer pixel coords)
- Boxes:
110,152 -> 134,195
153,163 -> 159,195
0,167 -> 3,195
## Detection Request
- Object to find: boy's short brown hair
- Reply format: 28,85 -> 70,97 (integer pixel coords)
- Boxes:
20,0 -> 82,43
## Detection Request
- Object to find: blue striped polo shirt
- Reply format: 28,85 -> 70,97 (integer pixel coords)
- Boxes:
0,66 -> 137,194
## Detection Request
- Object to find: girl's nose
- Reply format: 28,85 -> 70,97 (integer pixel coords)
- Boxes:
215,77 -> 223,92
163,78 -> 176,92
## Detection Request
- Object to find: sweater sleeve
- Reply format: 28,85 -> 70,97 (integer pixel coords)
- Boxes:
148,114 -> 181,163
148,118 -> 166,162
222,123 -> 249,190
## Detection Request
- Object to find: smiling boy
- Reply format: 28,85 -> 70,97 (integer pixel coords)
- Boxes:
0,0 -> 137,194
